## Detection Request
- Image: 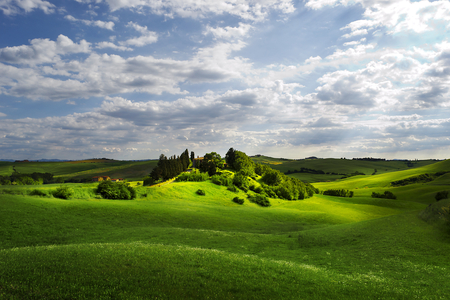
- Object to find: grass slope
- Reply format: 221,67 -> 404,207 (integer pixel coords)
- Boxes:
0,160 -> 449,299
252,156 -> 439,183
0,159 -> 158,181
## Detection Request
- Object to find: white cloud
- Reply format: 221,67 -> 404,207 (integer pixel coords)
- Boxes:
326,0 -> 450,38
78,0 -> 295,21
0,112 -> 6,117
326,43 -> 375,60
0,35 -> 252,100
96,41 -> 133,51
0,35 -> 90,65
65,15 -> 115,31
305,56 -> 322,64
203,23 -> 253,40
119,21 -> 158,47
343,38 -> 366,46
0,0 -> 55,15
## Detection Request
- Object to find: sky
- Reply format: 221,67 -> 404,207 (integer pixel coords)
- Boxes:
1,0 -> 450,160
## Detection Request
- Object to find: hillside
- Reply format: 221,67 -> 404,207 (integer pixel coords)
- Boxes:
252,155 -> 439,183
0,159 -> 158,181
0,158 -> 449,298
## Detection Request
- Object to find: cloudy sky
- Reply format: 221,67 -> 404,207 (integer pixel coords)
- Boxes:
1,0 -> 450,160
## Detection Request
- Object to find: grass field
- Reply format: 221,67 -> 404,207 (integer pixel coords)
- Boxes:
0,158 -> 449,299
252,155 -> 440,182
0,159 -> 158,181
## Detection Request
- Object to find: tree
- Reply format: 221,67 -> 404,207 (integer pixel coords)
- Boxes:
225,148 -> 236,167
233,151 -> 255,176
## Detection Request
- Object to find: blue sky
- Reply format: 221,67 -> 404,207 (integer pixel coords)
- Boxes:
1,0 -> 450,160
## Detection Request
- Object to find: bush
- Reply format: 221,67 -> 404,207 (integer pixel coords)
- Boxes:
29,189 -> 47,197
232,197 -> 244,205
233,172 -> 249,191
53,185 -> 74,199
227,185 -> 238,193
371,191 -> 397,199
248,194 -> 271,207
211,174 -> 233,186
177,170 -> 209,182
96,180 -> 136,200
254,186 -> 264,194
435,191 -> 449,201
196,189 -> 206,196
143,176 -> 155,186
323,189 -> 353,198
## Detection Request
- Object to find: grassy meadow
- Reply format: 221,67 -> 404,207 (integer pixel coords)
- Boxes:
0,158 -> 449,299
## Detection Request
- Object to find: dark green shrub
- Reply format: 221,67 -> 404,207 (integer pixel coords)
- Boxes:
249,185 -> 256,191
435,191 -> 449,201
232,197 -> 244,205
196,189 -> 206,196
177,170 -> 209,182
96,181 -> 136,200
227,185 -> 238,193
211,174 -> 233,186
323,189 -> 353,198
372,191 -> 397,199
143,176 -> 155,186
233,172 -> 249,191
53,185 -> 74,199
254,186 -> 264,194
29,189 -> 47,197
248,194 -> 271,207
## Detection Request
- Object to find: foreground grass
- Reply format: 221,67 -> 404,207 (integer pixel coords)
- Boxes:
0,160 -> 449,299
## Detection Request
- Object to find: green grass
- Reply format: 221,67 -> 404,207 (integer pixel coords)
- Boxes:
0,159 -> 158,181
0,159 -> 449,299
252,156 -> 440,182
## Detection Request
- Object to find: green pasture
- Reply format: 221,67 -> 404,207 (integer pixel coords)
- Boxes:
0,159 -> 449,299
0,159 -> 158,181
252,155 -> 440,182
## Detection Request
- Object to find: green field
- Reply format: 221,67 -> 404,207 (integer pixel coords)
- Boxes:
0,158 -> 449,299
0,159 -> 158,181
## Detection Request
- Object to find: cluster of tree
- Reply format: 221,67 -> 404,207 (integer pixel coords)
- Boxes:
391,173 -> 435,186
198,152 -> 225,176
226,148 -> 255,176
247,194 -> 271,207
340,171 -> 365,179
435,191 -> 448,202
96,180 -> 136,200
0,172 -> 54,185
371,191 -> 397,199
285,168 -> 326,175
225,148 -> 318,200
149,149 -> 190,182
323,189 -> 354,197
352,157 -> 386,161
176,169 -> 209,182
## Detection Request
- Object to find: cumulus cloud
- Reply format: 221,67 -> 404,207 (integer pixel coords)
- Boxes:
203,23 -> 253,40
0,34 -> 90,65
65,15 -> 115,31
119,22 -> 158,47
0,35 -> 252,100
76,0 -> 295,21
95,41 -> 133,51
323,0 -> 450,39
0,0 -> 55,15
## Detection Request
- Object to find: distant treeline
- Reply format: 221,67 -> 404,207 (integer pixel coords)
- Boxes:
352,157 -> 386,161
145,149 -> 190,184
285,168 -> 365,179
0,172 -> 54,185
391,171 -> 450,187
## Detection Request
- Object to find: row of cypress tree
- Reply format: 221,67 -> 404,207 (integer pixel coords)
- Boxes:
150,149 -> 191,181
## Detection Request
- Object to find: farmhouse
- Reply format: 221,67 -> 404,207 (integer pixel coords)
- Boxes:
192,156 -> 204,168
111,178 -> 123,182
92,176 -> 111,182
